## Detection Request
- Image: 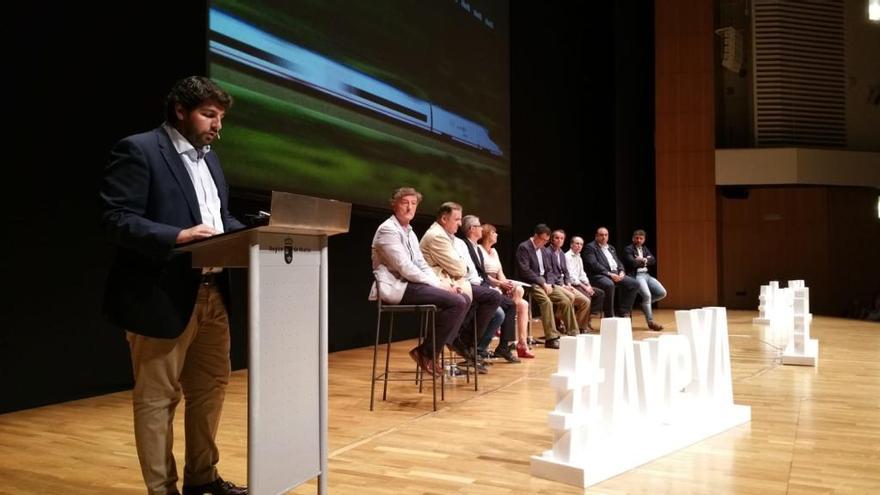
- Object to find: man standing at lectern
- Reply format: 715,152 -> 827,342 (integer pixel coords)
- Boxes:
100,76 -> 247,495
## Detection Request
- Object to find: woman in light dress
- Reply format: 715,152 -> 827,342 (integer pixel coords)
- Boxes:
478,224 -> 534,358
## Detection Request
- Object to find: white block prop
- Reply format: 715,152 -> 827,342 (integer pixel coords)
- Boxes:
531,312 -> 751,488
754,280 -> 818,366
754,280 -> 812,326
753,281 -> 777,325
782,286 -> 819,366
787,280 -> 813,322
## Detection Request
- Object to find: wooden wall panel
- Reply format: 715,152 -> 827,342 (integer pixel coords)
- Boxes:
719,186 -> 880,315
655,0 -> 718,308
824,188 -> 880,314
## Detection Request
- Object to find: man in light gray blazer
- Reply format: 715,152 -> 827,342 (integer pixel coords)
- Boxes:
370,187 -> 470,375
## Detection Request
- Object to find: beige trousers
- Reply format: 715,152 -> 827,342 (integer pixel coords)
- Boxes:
127,284 -> 231,495
559,287 -> 591,330
531,285 -> 580,338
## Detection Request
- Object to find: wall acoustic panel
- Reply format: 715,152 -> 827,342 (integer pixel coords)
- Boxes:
752,0 -> 846,147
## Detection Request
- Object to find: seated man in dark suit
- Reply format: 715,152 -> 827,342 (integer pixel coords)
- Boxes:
583,227 -> 639,318
546,229 -> 591,332
622,229 -> 667,330
515,224 -> 579,349
458,215 -> 519,363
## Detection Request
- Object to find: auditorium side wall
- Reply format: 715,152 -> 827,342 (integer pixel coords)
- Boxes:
719,186 -> 880,315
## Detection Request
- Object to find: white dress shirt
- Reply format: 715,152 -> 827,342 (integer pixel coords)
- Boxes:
635,246 -> 648,273
565,250 -> 591,286
163,123 -> 223,233
535,246 -> 545,276
601,244 -> 618,272
454,237 -> 483,285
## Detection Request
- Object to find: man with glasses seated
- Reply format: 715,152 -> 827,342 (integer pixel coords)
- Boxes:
457,215 -> 520,363
515,224 -> 579,349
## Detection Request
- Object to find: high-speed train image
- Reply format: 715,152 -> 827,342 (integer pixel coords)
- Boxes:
210,9 -> 504,157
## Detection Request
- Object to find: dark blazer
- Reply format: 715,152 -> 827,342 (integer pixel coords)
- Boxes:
100,127 -> 245,338
515,239 -> 553,286
584,240 -> 625,279
546,248 -> 572,286
622,244 -> 657,277
462,237 -> 491,287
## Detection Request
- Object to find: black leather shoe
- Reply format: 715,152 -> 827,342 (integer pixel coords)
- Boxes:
493,346 -> 521,363
544,338 -> 560,349
183,478 -> 247,495
449,339 -> 475,361
456,359 -> 489,373
648,321 -> 664,331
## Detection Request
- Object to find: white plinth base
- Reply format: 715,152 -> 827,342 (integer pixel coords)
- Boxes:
530,404 -> 751,488
752,317 -> 771,324
782,339 -> 819,366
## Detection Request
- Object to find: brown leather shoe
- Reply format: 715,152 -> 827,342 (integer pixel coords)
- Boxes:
647,321 -> 664,331
409,347 -> 440,376
183,477 -> 247,495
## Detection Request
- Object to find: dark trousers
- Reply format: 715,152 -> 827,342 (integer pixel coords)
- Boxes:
461,284 -> 502,344
574,285 -> 607,315
477,290 -> 517,351
591,275 -> 639,317
497,294 -> 516,349
400,282 -> 470,357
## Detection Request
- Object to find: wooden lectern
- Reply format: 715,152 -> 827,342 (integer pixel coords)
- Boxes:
176,191 -> 350,495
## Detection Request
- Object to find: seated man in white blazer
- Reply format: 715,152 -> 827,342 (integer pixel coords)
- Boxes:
370,187 -> 470,376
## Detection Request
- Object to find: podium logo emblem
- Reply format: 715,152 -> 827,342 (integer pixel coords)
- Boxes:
284,238 -> 293,264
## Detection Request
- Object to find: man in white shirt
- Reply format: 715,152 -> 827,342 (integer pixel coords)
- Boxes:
583,227 -> 639,318
371,189 -> 470,376
565,235 -> 606,331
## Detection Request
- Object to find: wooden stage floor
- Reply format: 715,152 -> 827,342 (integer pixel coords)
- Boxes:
1,310 -> 878,494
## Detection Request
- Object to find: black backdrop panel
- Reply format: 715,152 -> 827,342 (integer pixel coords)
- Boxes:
3,1 -> 654,413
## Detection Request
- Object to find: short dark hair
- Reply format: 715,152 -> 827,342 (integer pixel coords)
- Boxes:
165,76 -> 233,124
633,229 -> 646,237
437,202 -> 462,219
534,223 -> 551,235
551,229 -> 566,237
